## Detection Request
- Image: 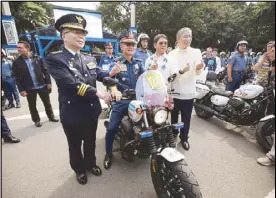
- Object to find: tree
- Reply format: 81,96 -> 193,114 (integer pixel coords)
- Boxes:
97,2 -> 275,52
9,2 -> 54,35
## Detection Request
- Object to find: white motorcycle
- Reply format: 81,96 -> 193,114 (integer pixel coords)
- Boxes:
194,70 -> 275,127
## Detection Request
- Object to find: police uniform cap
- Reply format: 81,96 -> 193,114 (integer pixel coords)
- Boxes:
55,14 -> 88,34
120,31 -> 137,44
104,42 -> 113,48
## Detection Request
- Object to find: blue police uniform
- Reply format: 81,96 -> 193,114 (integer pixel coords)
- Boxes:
99,54 -> 115,71
203,57 -> 217,71
226,52 -> 247,92
220,57 -> 228,67
1,59 -> 20,106
133,48 -> 152,66
105,56 -> 144,154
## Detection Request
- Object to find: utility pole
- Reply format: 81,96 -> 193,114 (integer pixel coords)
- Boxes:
129,2 -> 137,39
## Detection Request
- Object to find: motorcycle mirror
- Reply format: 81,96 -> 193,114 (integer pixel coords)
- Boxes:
103,77 -> 119,87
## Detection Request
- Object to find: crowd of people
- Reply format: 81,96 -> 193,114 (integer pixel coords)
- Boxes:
1,13 -> 275,196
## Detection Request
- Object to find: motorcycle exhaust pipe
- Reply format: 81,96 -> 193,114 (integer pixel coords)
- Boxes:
194,103 -> 227,119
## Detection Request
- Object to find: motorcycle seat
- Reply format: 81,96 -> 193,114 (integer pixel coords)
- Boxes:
212,87 -> 233,97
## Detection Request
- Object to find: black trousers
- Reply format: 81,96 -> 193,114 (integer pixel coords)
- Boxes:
171,99 -> 194,141
26,87 -> 54,122
62,122 -> 98,174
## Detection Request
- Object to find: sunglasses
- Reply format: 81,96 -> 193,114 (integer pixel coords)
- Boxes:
158,41 -> 168,46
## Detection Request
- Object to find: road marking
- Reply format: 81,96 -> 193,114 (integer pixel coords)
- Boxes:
6,100 -> 108,121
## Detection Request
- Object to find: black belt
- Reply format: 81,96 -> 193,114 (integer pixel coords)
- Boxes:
232,71 -> 245,75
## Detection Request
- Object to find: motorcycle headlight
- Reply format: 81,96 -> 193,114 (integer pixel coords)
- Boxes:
153,108 -> 168,125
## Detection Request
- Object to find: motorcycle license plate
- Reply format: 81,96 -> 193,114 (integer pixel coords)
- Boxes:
140,131 -> 153,139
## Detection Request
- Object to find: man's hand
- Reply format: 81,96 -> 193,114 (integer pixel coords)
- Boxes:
180,63 -> 190,74
96,91 -> 112,105
20,91 -> 28,97
196,60 -> 204,70
46,84 -> 52,89
148,59 -> 158,70
110,86 -> 122,102
109,61 -> 121,77
228,76 -> 233,83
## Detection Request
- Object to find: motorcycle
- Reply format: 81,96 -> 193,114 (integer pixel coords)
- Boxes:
102,70 -> 202,198
194,70 -> 275,128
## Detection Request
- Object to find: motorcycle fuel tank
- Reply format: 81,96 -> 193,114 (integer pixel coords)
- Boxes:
211,95 -> 229,106
234,85 -> 264,99
128,100 -> 144,123
195,84 -> 210,99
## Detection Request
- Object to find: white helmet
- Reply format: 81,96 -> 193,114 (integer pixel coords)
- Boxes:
236,40 -> 248,49
1,48 -> 6,56
201,51 -> 206,56
257,52 -> 262,56
250,52 -> 256,56
220,51 -> 226,56
137,33 -> 150,43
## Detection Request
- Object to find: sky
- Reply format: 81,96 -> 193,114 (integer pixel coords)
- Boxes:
49,2 -> 100,11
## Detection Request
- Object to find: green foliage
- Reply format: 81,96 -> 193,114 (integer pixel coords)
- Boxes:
97,2 -> 275,52
9,2 -> 54,35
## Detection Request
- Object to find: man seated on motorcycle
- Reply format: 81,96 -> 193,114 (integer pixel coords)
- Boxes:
103,32 -> 145,169
253,41 -> 275,86
226,40 -> 249,92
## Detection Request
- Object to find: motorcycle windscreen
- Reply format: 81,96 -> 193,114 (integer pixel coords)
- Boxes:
136,70 -> 167,107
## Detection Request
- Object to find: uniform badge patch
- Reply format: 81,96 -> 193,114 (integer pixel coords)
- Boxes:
87,62 -> 97,69
134,64 -> 139,70
120,64 -> 127,73
68,61 -> 74,67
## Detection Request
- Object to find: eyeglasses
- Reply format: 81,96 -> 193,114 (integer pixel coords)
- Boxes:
180,35 -> 192,39
158,41 -> 168,46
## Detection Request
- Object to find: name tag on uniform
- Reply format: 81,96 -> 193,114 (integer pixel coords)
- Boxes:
102,64 -> 110,71
87,62 -> 97,69
120,64 -> 127,72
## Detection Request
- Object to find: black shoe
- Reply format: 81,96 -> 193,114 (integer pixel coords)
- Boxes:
3,135 -> 20,143
76,173 -> 87,185
181,141 -> 190,150
88,165 -> 102,176
6,104 -> 15,109
49,117 -> 59,122
16,104 -> 21,108
35,121 -> 42,127
103,153 -> 113,169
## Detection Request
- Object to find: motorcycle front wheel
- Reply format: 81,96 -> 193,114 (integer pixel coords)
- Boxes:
151,156 -> 202,198
256,120 -> 274,152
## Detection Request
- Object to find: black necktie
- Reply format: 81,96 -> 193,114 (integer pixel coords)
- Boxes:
74,53 -> 84,76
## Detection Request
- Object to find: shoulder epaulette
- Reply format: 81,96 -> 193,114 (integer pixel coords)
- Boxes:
49,51 -> 62,55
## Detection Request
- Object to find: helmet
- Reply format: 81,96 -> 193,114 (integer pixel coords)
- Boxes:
137,33 -> 150,43
250,52 -> 255,56
236,40 -> 248,49
220,51 -> 226,56
201,51 -> 206,56
1,48 -> 6,57
257,52 -> 262,56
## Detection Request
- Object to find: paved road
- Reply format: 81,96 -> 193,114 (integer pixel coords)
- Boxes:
2,80 -> 275,198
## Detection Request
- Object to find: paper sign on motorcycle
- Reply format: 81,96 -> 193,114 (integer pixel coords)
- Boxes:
136,70 -> 167,107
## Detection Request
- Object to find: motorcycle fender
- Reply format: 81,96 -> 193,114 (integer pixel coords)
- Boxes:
260,115 -> 275,122
159,147 -> 185,163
